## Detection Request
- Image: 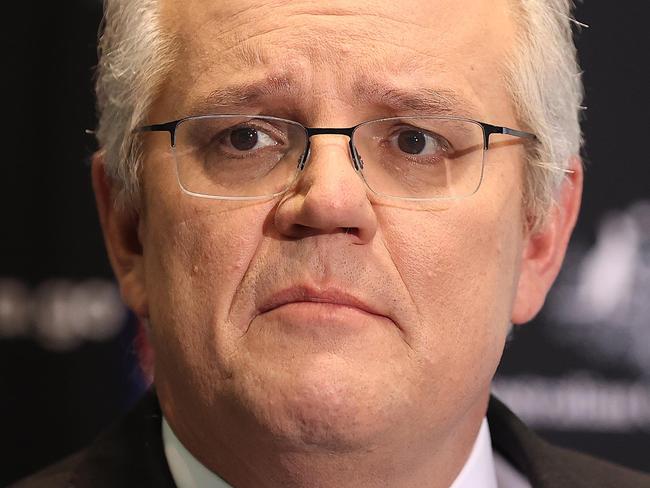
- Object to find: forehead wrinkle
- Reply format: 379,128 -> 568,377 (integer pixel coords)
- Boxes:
171,3 -> 479,85
220,25 -> 441,72
196,5 -> 432,72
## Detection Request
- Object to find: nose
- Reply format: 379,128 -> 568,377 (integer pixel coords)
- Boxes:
273,135 -> 378,243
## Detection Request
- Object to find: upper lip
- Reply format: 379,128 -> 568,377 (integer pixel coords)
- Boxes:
259,286 -> 387,318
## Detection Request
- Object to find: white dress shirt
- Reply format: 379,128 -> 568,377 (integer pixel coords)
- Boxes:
162,417 -> 531,488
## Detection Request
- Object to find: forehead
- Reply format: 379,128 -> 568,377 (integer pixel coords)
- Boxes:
157,0 -> 518,122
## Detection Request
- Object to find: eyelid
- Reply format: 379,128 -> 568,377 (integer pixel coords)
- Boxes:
386,123 -> 439,137
226,119 -> 290,144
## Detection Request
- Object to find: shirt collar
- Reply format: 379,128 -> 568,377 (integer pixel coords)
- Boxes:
449,418 -> 498,488
163,417 -> 507,488
163,418 -> 232,488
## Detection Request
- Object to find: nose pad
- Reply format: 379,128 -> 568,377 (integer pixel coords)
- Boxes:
298,145 -> 311,171
348,140 -> 364,171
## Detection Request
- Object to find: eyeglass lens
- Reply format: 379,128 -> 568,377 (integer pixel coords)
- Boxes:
172,115 -> 486,200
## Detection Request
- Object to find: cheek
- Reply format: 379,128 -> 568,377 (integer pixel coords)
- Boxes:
143,198 -> 270,379
378,197 -> 523,392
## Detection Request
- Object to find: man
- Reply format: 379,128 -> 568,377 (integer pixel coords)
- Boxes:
14,0 -> 650,487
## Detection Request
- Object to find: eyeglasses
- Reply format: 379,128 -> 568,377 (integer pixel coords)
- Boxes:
136,115 -> 536,201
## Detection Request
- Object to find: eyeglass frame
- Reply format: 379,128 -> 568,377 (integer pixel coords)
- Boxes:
134,114 -> 537,201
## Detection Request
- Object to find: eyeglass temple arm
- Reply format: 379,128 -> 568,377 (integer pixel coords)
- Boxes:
482,123 -> 537,149
133,121 -> 179,145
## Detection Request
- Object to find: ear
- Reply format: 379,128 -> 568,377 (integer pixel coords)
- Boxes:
511,157 -> 583,324
91,151 -> 149,320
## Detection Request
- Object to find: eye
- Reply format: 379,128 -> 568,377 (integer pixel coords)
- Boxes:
227,126 -> 277,152
394,128 -> 448,156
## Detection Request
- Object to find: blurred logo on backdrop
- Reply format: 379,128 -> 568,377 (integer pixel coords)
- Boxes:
495,200 -> 650,432
547,199 -> 650,377
0,278 -> 127,350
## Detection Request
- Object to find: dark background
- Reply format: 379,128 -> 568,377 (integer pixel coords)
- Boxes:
1,1 -> 649,485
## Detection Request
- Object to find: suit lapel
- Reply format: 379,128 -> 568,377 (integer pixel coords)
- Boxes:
487,394 -> 649,488
70,390 -> 176,488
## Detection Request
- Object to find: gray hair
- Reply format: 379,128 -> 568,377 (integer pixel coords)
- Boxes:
506,0 -> 584,229
95,0 -> 177,208
95,0 -> 583,227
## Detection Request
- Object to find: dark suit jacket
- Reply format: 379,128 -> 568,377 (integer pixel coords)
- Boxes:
11,392 -> 650,488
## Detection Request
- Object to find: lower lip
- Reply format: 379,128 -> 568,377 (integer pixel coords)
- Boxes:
260,301 -> 388,330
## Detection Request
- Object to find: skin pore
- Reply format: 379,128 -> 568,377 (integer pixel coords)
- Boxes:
93,0 -> 583,487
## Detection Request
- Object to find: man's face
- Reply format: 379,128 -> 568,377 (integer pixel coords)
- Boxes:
129,0 -> 537,451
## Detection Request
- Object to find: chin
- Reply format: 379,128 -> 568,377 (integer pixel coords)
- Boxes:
232,357 -> 405,452
263,393 -> 393,452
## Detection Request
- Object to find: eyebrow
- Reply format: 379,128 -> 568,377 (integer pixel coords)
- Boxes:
185,74 -> 480,120
186,74 -> 302,114
356,81 -> 480,119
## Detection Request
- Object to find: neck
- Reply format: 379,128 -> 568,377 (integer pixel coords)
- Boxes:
162,391 -> 490,488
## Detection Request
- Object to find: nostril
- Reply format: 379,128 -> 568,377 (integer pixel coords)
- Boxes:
342,227 -> 360,237
288,225 -> 359,239
290,223 -> 318,238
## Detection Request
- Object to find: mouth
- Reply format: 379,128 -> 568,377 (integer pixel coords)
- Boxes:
259,286 -> 387,319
